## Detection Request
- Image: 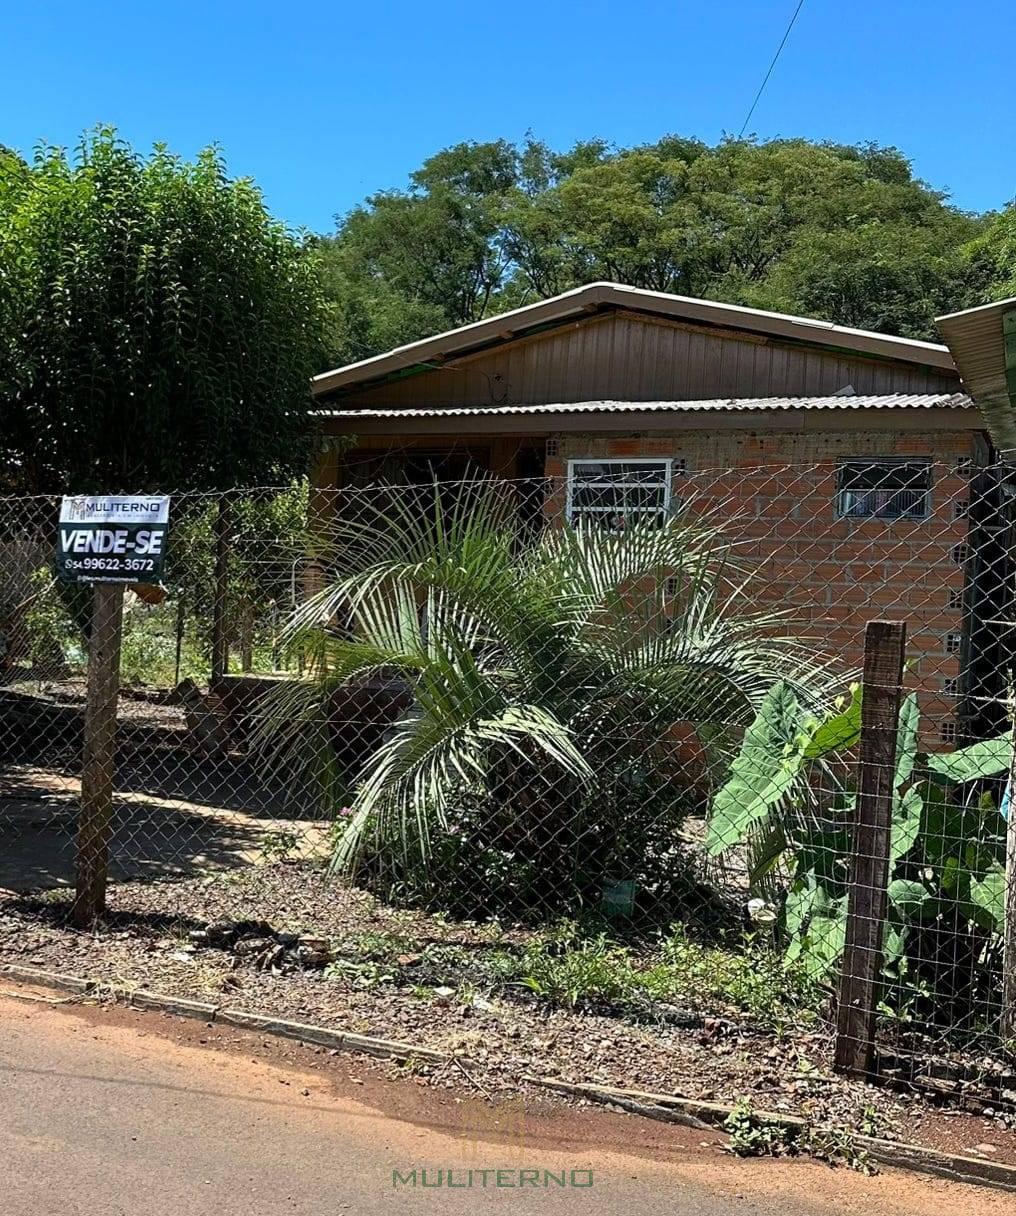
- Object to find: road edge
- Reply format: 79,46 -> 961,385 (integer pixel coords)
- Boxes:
3,961 -> 1015,1195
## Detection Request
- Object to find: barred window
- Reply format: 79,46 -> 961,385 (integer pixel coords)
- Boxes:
836,460 -> 931,521
566,459 -> 674,528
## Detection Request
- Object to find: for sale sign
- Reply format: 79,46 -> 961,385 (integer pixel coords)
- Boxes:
57,495 -> 170,584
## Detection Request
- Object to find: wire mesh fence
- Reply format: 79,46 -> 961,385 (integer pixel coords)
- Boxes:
0,460 -> 1014,1104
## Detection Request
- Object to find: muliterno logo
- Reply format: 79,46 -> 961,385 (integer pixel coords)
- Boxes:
57,495 -> 171,585
392,1168 -> 594,1189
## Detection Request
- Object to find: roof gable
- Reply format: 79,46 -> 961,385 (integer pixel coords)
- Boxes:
323,306 -> 959,412
313,281 -> 957,402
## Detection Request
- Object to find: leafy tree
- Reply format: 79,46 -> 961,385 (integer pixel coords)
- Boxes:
964,203 -> 1016,300
318,134 -> 984,362
0,128 -> 332,493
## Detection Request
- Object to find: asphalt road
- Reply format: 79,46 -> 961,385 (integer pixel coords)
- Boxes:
0,989 -> 1009,1216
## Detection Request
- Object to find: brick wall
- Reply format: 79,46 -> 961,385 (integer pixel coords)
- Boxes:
544,427 -> 979,747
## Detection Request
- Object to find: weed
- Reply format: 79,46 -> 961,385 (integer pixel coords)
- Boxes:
323,957 -> 396,989
260,830 -> 299,863
396,1056 -> 432,1078
858,1104 -> 885,1139
723,1099 -> 794,1157
489,922 -> 823,1026
657,926 -> 824,1027
723,1099 -> 876,1174
800,1125 -> 875,1174
516,933 -> 637,1009
348,929 -> 418,962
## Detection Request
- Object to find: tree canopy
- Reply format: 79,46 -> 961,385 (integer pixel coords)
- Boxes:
0,129 -> 332,493
5,127 -> 1016,490
318,134 -> 993,363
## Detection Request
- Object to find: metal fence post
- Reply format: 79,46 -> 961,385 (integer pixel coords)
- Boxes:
72,581 -> 125,928
834,619 -> 906,1078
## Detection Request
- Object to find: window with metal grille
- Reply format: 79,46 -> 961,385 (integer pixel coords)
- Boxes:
940,721 -> 957,744
566,459 -> 675,528
946,632 -> 962,654
943,676 -> 959,696
835,459 -> 931,520
947,588 -> 964,610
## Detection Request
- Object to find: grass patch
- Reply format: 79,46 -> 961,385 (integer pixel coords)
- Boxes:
653,925 -> 824,1028
498,922 -> 824,1028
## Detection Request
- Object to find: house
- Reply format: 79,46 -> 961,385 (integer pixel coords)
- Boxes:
311,282 -> 992,743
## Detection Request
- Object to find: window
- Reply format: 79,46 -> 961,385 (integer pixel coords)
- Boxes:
836,460 -> 931,520
947,588 -> 964,611
945,632 -> 962,654
566,459 -> 675,528
940,721 -> 957,744
943,677 -> 959,696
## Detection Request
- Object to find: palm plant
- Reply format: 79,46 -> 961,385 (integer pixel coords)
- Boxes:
258,480 -> 840,916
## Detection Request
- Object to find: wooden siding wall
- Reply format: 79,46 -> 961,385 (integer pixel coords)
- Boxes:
336,312 -> 958,409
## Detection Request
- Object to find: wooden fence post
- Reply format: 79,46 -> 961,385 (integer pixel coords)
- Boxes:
834,619 -> 907,1078
210,495 -> 231,686
1003,728 -> 1016,1044
72,582 -> 125,928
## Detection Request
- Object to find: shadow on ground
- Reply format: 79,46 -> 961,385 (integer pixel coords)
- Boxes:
0,759 -> 330,892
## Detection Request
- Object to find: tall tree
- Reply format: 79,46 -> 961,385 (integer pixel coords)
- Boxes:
0,129 -> 332,493
318,134 -> 985,362
964,203 -> 1016,300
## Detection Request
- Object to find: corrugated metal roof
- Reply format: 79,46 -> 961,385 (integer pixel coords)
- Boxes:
313,282 -> 958,396
317,393 -> 972,420
937,299 -> 1016,451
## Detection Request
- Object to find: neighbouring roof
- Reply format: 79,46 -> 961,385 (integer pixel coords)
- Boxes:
313,282 -> 957,397
937,298 -> 1016,451
318,392 -> 973,421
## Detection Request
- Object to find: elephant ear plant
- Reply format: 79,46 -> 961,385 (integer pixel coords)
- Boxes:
707,682 -> 1010,1031
257,479 -> 841,919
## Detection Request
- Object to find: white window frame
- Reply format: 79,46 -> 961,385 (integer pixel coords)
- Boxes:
565,458 -> 675,526
835,457 -> 932,522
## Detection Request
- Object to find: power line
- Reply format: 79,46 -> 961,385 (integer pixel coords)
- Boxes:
737,0 -> 808,140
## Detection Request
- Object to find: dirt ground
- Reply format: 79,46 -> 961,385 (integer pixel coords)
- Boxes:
5,986 -> 1014,1216
0,681 -> 328,889
1,860 -> 1014,1170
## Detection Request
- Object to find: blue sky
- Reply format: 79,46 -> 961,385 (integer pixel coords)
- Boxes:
4,1 -> 1014,233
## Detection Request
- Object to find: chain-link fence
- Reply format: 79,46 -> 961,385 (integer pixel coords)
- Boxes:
1,462 -> 1014,1105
